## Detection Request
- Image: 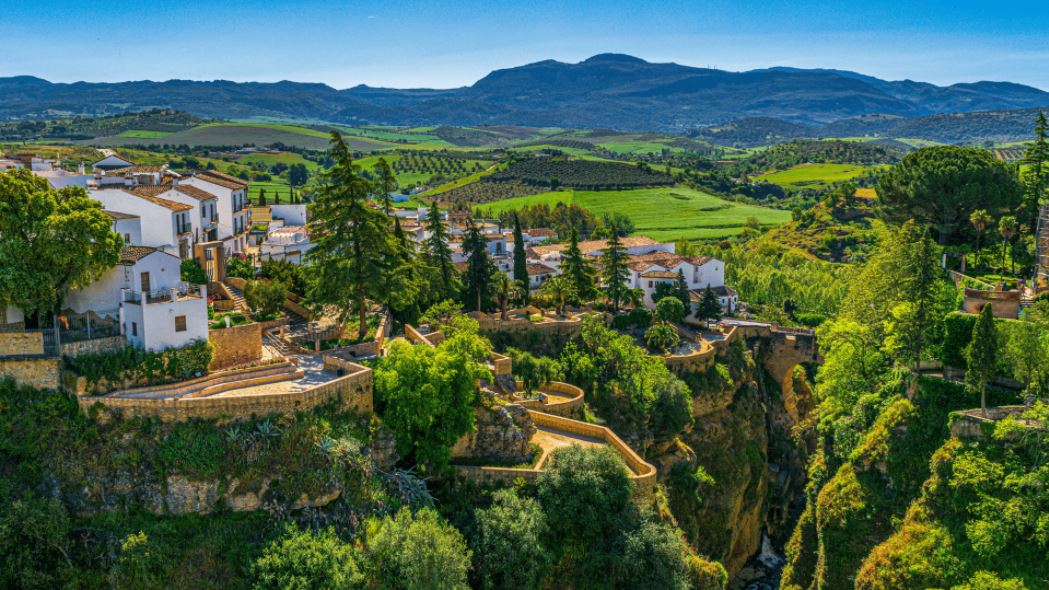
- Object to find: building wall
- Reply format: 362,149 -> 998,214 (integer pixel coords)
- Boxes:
90,189 -> 178,255
113,217 -> 142,246
139,296 -> 209,351
270,204 -> 308,225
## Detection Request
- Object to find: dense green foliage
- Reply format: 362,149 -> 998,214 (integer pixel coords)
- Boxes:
252,524 -> 365,589
64,340 -> 213,390
244,279 -> 287,317
0,168 -> 123,318
374,333 -> 490,471
469,489 -> 550,590
560,318 -> 692,438
366,507 -> 472,590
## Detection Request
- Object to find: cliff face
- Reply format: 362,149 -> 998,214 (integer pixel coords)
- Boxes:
780,377 -> 1031,590
655,341 -> 816,579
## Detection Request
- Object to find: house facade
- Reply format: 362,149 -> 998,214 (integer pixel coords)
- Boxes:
179,170 -> 251,256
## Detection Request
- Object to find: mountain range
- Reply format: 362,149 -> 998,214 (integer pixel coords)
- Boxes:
2,54 -> 1048,132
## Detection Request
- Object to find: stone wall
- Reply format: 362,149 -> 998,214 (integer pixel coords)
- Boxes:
60,335 -> 126,358
0,358 -> 60,389
80,361 -> 373,422
511,381 -> 585,418
0,331 -> 44,356
950,406 -> 1032,439
209,322 -> 262,370
962,288 -> 1020,319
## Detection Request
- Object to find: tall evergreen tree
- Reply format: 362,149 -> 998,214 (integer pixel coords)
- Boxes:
462,219 -> 494,312
423,204 -> 458,302
673,269 -> 690,307
1023,112 -> 1049,218
375,157 -> 397,214
307,131 -> 400,337
695,286 -> 721,327
900,223 -> 943,370
560,227 -> 597,304
966,303 -> 998,416
600,225 -> 630,312
512,213 -> 529,304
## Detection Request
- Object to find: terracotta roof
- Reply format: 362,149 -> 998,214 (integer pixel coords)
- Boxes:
198,170 -> 248,189
119,246 -> 158,264
122,188 -> 193,212
453,261 -> 469,272
640,271 -> 678,279
105,210 -> 139,220
525,228 -> 556,237
104,165 -> 166,176
627,252 -> 714,270
527,263 -> 556,276
173,184 -> 217,201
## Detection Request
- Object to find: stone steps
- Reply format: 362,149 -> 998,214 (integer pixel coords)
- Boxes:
112,362 -> 302,399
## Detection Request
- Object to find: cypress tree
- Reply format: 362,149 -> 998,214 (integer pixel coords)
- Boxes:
696,285 -> 722,327
512,213 -> 529,303
1023,111 -> 1049,220
560,226 -> 597,304
600,224 -> 630,312
462,219 -> 494,312
375,156 -> 397,214
966,303 -> 998,416
674,269 -> 690,308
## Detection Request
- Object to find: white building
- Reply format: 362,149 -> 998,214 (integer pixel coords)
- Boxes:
259,226 -> 313,264
625,251 -> 736,312
89,188 -> 195,258
528,236 -> 674,269
179,170 -> 251,255
106,211 -> 142,246
112,247 -> 208,351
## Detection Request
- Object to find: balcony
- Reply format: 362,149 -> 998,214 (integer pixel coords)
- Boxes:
122,284 -> 204,305
176,223 -> 192,236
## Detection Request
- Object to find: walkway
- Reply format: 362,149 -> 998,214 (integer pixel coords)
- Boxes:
208,354 -> 339,397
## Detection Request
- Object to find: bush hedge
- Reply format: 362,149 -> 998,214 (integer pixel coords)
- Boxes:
64,340 -> 213,389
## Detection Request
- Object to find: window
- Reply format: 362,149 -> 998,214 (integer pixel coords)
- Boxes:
124,233 -> 131,244
131,322 -> 137,337
174,316 -> 187,332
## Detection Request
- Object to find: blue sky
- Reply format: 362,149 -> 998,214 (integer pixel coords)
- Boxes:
3,0 -> 1048,89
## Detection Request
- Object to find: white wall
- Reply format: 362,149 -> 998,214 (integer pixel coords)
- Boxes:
139,295 -> 209,351
270,204 -> 308,225
113,217 -> 142,246
90,189 -> 178,254
180,177 -> 249,254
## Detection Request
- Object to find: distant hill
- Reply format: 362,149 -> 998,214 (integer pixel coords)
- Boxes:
1,54 -> 1047,132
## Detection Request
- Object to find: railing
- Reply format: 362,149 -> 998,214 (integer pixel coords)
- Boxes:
122,284 -> 203,304
0,328 -> 57,358
177,223 -> 192,235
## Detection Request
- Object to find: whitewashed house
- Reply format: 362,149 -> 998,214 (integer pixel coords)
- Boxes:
625,251 -> 737,312
528,236 -> 674,269
259,226 -> 313,264
89,188 -> 195,258
112,247 -> 208,351
92,153 -> 135,171
106,211 -> 142,247
179,170 -> 251,255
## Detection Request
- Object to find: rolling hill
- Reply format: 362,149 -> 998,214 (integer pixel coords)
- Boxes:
1,54 -> 1047,132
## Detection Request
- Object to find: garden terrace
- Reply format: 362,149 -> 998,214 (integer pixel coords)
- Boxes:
950,405 -> 1046,439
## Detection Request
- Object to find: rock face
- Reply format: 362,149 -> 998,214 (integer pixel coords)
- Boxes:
655,341 -> 815,581
451,403 -> 536,463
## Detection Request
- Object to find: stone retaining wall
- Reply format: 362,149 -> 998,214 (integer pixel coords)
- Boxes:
209,322 -> 262,370
950,406 -> 1032,439
59,335 -> 126,358
0,358 -> 60,389
0,331 -> 44,356
511,381 -> 584,418
79,361 -> 373,422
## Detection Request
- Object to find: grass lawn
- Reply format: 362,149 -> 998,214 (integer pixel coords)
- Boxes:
237,151 -> 320,170
755,163 -> 880,188
475,186 -> 791,241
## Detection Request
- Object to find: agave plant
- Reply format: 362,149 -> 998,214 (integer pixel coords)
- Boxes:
383,467 -> 434,509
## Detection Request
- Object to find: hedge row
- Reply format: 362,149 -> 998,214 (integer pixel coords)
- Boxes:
64,340 -> 213,388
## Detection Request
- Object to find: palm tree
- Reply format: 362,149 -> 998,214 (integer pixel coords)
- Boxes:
490,272 -> 516,320
970,209 -> 992,268
540,275 -> 574,317
999,215 -> 1018,276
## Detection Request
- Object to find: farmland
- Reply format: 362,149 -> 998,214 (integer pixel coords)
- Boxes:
91,122 -> 398,150
475,186 -> 791,241
486,157 -> 674,190
754,163 -> 880,189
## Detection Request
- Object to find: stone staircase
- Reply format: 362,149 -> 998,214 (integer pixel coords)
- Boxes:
224,282 -> 249,312
264,329 -> 297,357
111,360 -> 303,399
1036,205 -> 1049,285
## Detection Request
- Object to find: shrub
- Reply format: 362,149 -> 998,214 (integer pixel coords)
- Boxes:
245,279 -> 287,316
656,296 -> 686,324
645,322 -> 679,353
64,340 -> 213,390
179,259 -> 208,285
252,524 -> 365,590
471,489 -> 550,590
365,507 -> 471,590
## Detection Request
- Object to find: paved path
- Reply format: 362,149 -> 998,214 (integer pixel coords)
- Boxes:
209,354 -> 339,397
529,425 -> 636,473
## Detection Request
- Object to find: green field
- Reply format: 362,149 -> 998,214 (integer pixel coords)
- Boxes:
92,123 -> 399,150
475,186 -> 791,241
116,129 -> 174,138
595,140 -> 684,155
237,151 -> 320,170
755,163 -> 880,188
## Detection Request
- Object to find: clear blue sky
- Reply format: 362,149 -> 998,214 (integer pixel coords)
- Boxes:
4,0 -> 1048,90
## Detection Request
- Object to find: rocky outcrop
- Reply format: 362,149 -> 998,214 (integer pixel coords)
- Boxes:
451,403 -> 536,463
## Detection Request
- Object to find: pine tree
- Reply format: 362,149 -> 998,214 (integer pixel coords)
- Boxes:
560,226 -> 597,304
695,285 -> 722,327
307,131 -> 399,337
966,303 -> 998,416
375,156 -> 397,214
900,223 -> 943,370
462,219 -> 494,312
512,213 -> 529,304
423,204 -> 457,301
600,225 -> 630,312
